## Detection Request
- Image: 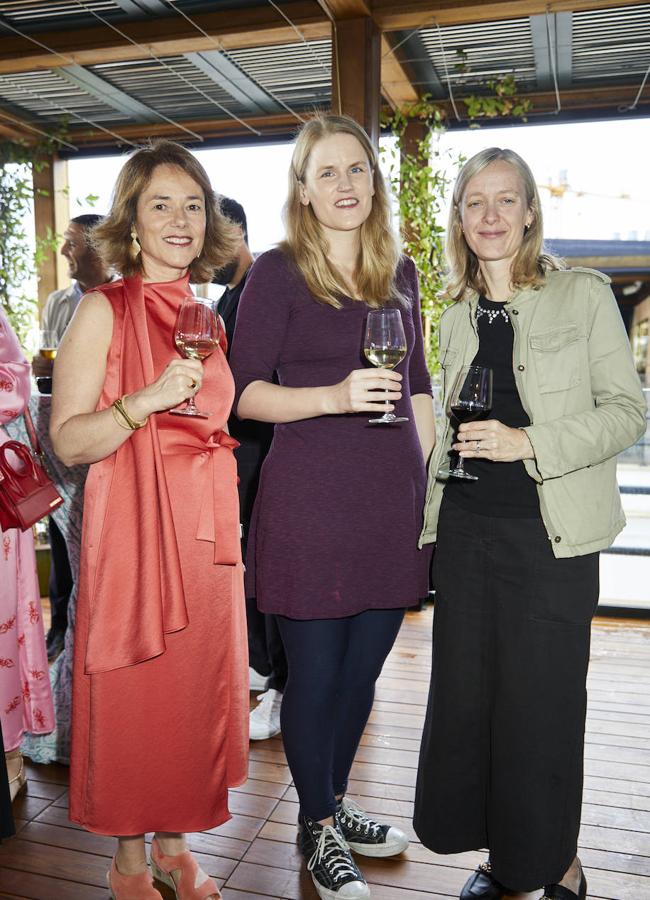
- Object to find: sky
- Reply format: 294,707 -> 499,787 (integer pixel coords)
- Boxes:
66,116 -> 650,258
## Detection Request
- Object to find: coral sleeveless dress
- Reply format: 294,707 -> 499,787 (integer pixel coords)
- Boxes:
69,275 -> 248,835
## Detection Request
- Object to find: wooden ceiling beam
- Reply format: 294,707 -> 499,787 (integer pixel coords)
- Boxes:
430,83 -> 649,120
380,36 -> 419,108
0,1 -> 646,78
317,2 -> 419,110
373,0 -> 650,30
316,0 -> 371,17
0,2 -> 330,75
0,106 -> 44,143
65,112 -> 306,148
56,79 -> 648,150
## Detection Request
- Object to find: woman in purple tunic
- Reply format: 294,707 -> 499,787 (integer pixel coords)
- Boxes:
230,114 -> 435,900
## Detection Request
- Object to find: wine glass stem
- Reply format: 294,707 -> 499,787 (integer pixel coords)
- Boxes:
186,394 -> 198,414
456,450 -> 467,474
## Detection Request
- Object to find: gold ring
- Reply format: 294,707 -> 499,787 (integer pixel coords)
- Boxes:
190,379 -> 197,390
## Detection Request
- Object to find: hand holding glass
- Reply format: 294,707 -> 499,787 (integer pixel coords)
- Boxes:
363,309 -> 408,425
439,365 -> 493,480
171,295 -> 220,418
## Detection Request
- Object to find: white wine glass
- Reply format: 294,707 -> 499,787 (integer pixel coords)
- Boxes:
36,329 -> 58,394
171,295 -> 220,419
363,309 -> 408,425
39,330 -> 58,362
439,365 -> 493,480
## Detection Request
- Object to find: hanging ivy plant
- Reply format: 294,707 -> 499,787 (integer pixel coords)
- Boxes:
381,70 -> 532,374
464,74 -> 532,123
381,97 -> 462,376
0,136 -> 60,344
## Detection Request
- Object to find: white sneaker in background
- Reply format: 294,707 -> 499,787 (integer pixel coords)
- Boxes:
249,666 -> 268,692
249,688 -> 282,741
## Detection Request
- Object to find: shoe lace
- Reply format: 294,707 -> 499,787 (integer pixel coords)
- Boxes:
307,825 -> 358,883
339,798 -> 381,837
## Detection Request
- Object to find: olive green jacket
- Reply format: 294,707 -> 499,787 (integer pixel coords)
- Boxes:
419,268 -> 647,558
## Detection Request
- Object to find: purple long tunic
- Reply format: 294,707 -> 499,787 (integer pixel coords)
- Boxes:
230,249 -> 432,619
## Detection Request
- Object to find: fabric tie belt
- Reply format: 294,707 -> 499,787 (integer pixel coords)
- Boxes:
166,429 -> 241,566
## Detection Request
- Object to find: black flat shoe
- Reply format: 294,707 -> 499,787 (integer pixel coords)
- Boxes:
460,861 -> 504,900
542,870 -> 587,900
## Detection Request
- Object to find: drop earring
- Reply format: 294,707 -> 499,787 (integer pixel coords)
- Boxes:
130,228 -> 140,260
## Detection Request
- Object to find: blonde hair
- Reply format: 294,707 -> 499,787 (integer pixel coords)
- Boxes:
93,140 -> 239,283
445,147 -> 564,301
280,114 -> 403,308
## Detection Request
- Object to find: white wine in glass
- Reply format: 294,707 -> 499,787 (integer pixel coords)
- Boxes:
39,330 -> 58,361
171,295 -> 220,418
363,309 -> 408,425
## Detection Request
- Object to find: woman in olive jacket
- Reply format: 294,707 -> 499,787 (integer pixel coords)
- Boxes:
413,148 -> 646,900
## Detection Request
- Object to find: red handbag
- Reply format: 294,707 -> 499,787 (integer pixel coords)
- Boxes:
0,408 -> 63,532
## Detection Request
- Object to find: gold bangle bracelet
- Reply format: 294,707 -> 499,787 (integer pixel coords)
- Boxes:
111,403 -> 132,430
112,395 -> 146,430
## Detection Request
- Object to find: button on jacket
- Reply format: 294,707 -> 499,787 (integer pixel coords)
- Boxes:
420,268 -> 647,558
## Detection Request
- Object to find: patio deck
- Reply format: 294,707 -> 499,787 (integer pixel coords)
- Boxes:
0,609 -> 648,900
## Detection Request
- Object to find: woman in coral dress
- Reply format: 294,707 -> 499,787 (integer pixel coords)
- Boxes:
0,310 -> 55,803
51,141 -> 248,900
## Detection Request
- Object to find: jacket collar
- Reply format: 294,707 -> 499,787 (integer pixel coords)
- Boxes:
463,285 -> 541,313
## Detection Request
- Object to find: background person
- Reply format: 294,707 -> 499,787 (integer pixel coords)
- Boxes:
230,114 -> 435,900
32,213 -> 111,663
0,308 -> 55,801
413,147 -> 647,900
215,196 -> 286,741
51,140 -> 247,900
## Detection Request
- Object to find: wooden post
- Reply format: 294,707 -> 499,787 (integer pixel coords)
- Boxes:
331,16 -> 381,147
32,155 -> 70,312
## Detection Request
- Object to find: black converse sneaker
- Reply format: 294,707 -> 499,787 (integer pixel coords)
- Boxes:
335,796 -> 409,858
297,814 -> 370,900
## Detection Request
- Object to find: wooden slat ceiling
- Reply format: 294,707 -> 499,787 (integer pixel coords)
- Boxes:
0,1 -> 647,150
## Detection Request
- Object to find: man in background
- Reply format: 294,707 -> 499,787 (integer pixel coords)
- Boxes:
216,197 -> 287,740
33,213 -> 110,660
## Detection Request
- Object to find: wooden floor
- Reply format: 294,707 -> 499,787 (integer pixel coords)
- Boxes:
0,609 -> 649,900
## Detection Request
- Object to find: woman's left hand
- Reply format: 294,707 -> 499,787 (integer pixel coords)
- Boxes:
453,419 -> 535,462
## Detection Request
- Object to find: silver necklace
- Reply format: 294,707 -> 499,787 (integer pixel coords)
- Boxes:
476,302 -> 509,325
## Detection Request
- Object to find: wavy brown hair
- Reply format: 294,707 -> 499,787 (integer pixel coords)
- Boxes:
445,147 -> 564,301
280,114 -> 404,309
92,140 -> 239,283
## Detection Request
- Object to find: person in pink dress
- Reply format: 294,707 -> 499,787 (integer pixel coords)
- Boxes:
0,310 -> 55,800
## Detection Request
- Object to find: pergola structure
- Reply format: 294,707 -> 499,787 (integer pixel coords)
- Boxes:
0,0 -> 648,302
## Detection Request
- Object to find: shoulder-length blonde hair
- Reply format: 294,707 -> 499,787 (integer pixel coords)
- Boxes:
280,114 -> 403,309
446,147 -> 564,301
92,139 -> 239,283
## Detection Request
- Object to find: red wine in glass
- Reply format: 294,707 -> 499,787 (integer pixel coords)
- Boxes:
439,366 -> 493,481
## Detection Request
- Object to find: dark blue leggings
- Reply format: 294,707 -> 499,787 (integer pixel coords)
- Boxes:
276,607 -> 405,821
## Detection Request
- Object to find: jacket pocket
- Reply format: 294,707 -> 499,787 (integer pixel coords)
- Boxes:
529,324 -> 583,393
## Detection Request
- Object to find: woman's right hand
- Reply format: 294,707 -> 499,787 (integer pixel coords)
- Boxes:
327,368 -> 402,415
127,358 -> 204,420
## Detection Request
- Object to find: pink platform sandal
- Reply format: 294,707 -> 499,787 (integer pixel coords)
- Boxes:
150,837 -> 221,900
107,857 -> 163,899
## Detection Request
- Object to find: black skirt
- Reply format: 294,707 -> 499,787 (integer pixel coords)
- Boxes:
413,495 -> 599,892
